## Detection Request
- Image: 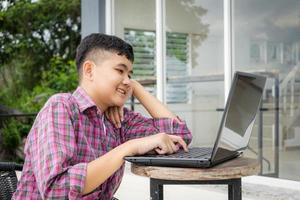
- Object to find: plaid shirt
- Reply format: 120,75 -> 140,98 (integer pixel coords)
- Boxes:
13,87 -> 192,200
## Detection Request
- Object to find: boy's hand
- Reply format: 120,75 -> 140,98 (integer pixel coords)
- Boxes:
126,133 -> 188,156
105,106 -> 123,128
129,79 -> 139,97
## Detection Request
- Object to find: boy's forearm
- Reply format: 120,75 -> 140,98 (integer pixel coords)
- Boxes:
82,142 -> 134,195
132,80 -> 177,119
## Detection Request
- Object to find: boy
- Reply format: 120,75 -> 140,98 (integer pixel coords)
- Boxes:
13,33 -> 192,199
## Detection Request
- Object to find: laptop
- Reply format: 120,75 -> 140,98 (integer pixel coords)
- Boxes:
125,71 -> 267,168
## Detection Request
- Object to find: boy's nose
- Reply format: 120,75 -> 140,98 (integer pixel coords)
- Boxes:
122,76 -> 130,85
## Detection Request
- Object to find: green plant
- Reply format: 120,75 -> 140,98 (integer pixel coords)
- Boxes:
42,56 -> 78,92
0,0 -> 80,162
0,0 -> 80,111
1,119 -> 21,151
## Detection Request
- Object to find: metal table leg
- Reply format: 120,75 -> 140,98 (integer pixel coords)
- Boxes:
150,178 -> 164,200
149,178 -> 242,200
228,178 -> 242,200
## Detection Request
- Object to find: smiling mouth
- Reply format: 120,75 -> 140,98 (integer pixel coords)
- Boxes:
117,88 -> 126,95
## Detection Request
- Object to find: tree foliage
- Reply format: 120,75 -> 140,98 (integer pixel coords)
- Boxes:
0,0 -> 80,109
0,0 -> 80,161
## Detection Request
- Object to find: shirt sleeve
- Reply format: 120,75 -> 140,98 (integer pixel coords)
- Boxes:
27,98 -> 87,199
121,107 -> 192,144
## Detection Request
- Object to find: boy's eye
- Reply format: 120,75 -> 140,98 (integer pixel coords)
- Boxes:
116,69 -> 123,73
116,68 -> 131,79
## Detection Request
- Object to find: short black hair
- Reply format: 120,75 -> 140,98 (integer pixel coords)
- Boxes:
75,33 -> 134,74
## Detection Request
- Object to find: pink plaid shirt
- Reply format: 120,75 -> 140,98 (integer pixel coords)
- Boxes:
13,87 -> 192,200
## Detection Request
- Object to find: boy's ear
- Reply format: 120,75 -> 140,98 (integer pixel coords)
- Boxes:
82,60 -> 94,81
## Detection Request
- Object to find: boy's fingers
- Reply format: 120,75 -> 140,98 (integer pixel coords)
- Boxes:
109,108 -> 117,127
113,107 -> 121,128
170,135 -> 188,152
166,143 -> 174,154
154,148 -> 163,155
155,147 -> 167,155
119,107 -> 124,121
117,106 -> 122,121
155,142 -> 169,155
105,111 -> 109,119
106,107 -> 123,128
169,141 -> 178,154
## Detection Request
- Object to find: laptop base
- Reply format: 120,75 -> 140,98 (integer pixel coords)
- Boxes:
125,147 -> 241,168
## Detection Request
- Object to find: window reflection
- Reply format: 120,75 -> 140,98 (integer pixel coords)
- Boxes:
234,0 -> 300,181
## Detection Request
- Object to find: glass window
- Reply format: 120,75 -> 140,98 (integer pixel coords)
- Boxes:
114,0 -> 156,115
124,29 -> 156,98
124,29 -> 190,103
166,0 -> 224,147
115,0 -> 226,148
233,0 -> 300,181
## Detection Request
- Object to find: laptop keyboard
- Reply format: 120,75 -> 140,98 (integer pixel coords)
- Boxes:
154,147 -> 213,159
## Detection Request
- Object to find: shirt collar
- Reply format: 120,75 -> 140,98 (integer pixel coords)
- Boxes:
72,86 -> 102,114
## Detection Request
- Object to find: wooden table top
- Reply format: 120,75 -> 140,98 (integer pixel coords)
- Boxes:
131,157 -> 260,181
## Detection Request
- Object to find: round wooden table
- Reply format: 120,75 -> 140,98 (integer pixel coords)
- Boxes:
131,157 -> 260,200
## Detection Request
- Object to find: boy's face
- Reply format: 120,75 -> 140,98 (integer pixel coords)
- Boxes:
84,51 -> 133,111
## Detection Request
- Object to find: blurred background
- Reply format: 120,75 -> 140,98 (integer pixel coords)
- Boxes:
0,0 -> 300,185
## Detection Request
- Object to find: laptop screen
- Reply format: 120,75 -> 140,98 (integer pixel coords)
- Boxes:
215,72 -> 266,153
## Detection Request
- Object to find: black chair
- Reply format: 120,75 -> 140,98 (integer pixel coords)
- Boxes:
0,162 -> 23,200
